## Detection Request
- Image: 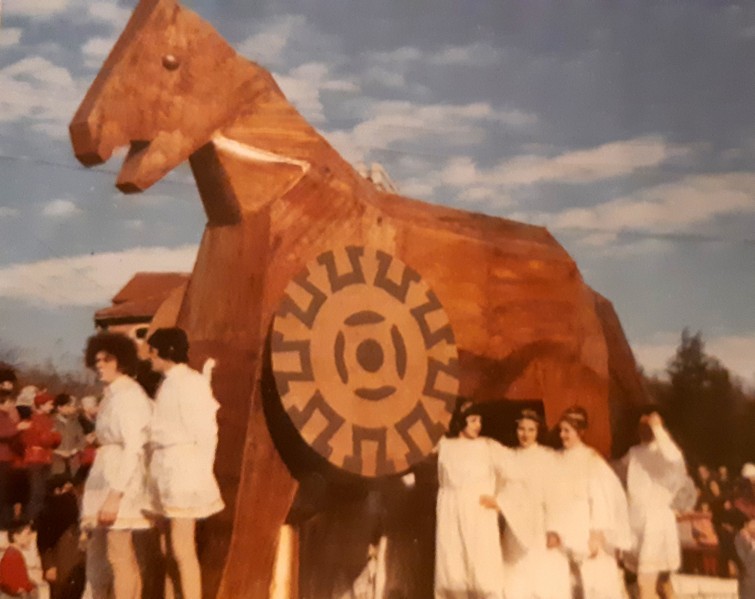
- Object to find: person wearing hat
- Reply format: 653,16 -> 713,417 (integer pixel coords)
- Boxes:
0,368 -> 20,531
547,406 -> 631,599
434,398 -> 511,599
81,332 -> 155,599
145,327 -> 223,599
13,388 -> 36,422
19,391 -> 61,522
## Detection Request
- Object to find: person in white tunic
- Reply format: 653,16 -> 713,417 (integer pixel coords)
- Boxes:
547,406 -> 631,599
434,399 -> 510,599
81,333 -> 154,599
488,409 -> 570,599
621,410 -> 689,599
146,328 -> 224,599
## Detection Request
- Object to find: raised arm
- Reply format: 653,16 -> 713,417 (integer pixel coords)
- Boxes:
647,412 -> 683,464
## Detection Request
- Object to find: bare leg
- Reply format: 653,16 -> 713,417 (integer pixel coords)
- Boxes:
87,529 -> 113,599
170,518 -> 201,599
637,572 -> 660,599
158,521 -> 177,599
657,572 -> 676,599
107,529 -> 142,599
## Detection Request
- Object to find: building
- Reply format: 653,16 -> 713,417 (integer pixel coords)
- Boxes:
94,272 -> 190,340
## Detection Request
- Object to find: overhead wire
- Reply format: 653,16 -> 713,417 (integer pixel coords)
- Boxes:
0,151 -> 754,248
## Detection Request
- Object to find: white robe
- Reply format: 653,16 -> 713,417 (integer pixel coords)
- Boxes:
549,444 -> 631,599
623,423 -> 687,574
435,436 -> 510,599
498,444 -> 570,599
149,363 -> 224,519
81,375 -> 154,530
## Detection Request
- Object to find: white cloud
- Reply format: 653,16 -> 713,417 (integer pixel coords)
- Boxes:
0,56 -> 82,137
362,66 -> 408,89
528,172 -> 755,236
0,207 -> 20,217
275,62 -> 359,123
483,136 -> 686,188
441,156 -> 479,187
458,186 -> 511,207
328,100 -> 536,164
368,46 -> 423,65
0,27 -> 22,47
367,42 -> 501,68
429,43 -> 502,67
82,36 -> 117,69
399,179 -> 437,200
5,0 -> 73,18
85,1 -> 130,30
0,245 -> 198,307
633,332 -> 755,389
42,199 -> 81,218
237,15 -> 321,67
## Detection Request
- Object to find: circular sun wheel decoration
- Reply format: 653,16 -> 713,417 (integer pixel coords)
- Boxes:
271,246 -> 460,478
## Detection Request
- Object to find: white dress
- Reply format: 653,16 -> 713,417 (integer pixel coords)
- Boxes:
81,375 -> 154,530
435,435 -> 509,599
623,423 -> 688,574
149,363 -> 224,519
549,444 -> 631,599
498,444 -> 570,599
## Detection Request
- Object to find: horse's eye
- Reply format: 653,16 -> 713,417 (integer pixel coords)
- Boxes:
162,54 -> 180,71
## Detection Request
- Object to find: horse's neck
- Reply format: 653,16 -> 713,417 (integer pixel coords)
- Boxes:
189,107 -> 360,226
188,63 -> 369,224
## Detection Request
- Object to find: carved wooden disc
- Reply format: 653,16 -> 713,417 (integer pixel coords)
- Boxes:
271,246 -> 459,477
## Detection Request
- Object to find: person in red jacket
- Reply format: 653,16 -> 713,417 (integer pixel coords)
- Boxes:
0,368 -> 21,531
0,518 -> 36,598
20,393 -> 61,522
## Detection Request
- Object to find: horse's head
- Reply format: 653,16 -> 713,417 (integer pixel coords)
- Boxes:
70,0 -> 253,192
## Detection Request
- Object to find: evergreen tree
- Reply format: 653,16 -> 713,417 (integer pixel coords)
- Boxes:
662,329 -> 739,466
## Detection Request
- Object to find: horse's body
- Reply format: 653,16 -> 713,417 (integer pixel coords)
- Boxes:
70,0 -> 646,596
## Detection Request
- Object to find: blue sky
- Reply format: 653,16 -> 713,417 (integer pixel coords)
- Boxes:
0,0 -> 754,387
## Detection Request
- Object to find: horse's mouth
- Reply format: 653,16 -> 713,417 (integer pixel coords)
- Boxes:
115,139 -> 156,193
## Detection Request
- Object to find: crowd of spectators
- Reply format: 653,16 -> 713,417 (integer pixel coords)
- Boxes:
678,461 -> 755,582
0,366 -> 96,599
3,356 -> 755,598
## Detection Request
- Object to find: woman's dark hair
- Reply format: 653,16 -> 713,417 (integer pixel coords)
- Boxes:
7,518 -> 32,542
54,393 -> 75,409
0,366 -> 17,386
85,333 -> 139,377
0,366 -> 17,399
446,396 -> 483,438
147,327 -> 189,364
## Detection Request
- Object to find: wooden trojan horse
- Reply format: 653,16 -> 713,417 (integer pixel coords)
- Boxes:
69,0 -> 646,596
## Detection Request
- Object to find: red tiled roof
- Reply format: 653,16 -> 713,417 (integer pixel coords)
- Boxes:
95,272 -> 190,323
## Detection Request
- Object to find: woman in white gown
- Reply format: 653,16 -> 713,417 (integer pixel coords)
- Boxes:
494,409 -> 570,599
547,406 -> 631,599
435,399 -> 511,599
146,327 -> 224,599
81,333 -> 155,599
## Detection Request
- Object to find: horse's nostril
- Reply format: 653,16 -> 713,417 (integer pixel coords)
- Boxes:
162,54 -> 180,71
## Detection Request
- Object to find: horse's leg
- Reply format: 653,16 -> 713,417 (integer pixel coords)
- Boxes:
213,381 -> 299,599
